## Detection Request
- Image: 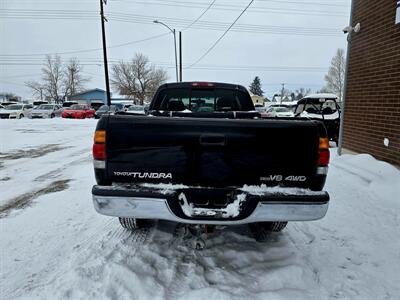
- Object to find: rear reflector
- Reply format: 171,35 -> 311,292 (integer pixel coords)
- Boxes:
93,143 -> 106,160
316,166 -> 328,175
192,82 -> 214,87
94,130 -> 106,143
318,150 -> 330,166
93,159 -> 106,169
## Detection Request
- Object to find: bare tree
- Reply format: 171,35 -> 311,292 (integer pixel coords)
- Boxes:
25,55 -> 89,102
25,81 -> 46,100
41,54 -> 64,102
324,48 -> 346,101
63,58 -> 89,97
111,53 -> 168,104
295,87 -> 312,100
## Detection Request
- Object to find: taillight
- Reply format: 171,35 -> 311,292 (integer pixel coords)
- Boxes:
93,144 -> 106,159
318,137 -> 330,166
318,150 -> 330,166
93,130 -> 106,160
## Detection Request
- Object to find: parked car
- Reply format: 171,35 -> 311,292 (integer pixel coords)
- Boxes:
94,105 -> 125,119
90,101 -> 106,111
265,106 -> 294,117
32,100 -> 49,108
294,94 -> 340,145
0,103 -> 33,119
62,104 -> 95,119
0,101 -> 18,107
30,104 -> 63,118
254,106 -> 268,118
62,101 -> 78,108
125,105 -> 146,115
144,104 -> 150,114
91,82 -> 330,241
114,103 -> 126,112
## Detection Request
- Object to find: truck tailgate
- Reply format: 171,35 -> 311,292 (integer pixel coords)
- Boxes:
105,115 -> 321,188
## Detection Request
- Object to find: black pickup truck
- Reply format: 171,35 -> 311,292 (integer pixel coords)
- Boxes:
92,82 -> 330,235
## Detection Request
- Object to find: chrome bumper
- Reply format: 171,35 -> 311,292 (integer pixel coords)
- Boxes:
92,194 -> 329,225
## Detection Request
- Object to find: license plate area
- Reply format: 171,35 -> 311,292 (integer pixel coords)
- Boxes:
177,189 -> 248,219
179,189 -> 235,208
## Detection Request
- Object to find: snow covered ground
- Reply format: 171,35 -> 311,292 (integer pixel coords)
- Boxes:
1,119 -> 399,300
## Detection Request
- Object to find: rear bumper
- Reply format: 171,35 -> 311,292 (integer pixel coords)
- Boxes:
92,185 -> 329,225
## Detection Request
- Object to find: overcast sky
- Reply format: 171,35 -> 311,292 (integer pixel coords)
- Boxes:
0,0 -> 351,99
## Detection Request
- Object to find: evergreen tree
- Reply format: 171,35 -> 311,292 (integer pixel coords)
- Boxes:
249,76 -> 264,96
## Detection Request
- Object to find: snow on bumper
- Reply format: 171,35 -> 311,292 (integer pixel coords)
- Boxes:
92,185 -> 329,224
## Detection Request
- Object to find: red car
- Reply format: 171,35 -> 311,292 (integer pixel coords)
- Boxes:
62,104 -> 95,119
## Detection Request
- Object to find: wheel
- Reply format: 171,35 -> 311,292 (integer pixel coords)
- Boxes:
268,221 -> 288,232
81,114 -> 86,119
118,218 -> 152,230
50,113 -> 55,118
19,114 -> 24,119
249,222 -> 288,242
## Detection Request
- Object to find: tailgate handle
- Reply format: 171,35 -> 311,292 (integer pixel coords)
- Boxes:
199,134 -> 226,146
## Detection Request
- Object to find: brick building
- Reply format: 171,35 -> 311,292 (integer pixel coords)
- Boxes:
342,0 -> 400,165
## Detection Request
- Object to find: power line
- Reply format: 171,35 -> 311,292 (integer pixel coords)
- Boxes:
0,4 -> 348,18
188,0 -> 254,68
181,0 -> 216,31
0,10 -> 343,37
112,0 -> 348,15
0,57 -> 328,72
0,33 -> 170,57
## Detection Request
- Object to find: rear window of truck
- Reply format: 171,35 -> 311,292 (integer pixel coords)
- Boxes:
154,88 -> 254,112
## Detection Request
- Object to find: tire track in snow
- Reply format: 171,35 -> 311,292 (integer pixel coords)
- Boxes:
2,218 -> 117,299
0,179 -> 71,217
34,148 -> 91,182
0,144 -> 69,161
0,146 -> 90,210
35,223 -> 157,299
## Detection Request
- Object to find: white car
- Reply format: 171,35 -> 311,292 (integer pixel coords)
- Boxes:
0,103 -> 33,119
30,104 -> 64,118
265,106 -> 294,118
126,105 -> 146,115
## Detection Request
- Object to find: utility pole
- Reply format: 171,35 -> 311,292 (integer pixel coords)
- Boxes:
280,83 -> 285,104
338,0 -> 356,156
100,0 -> 111,106
179,31 -> 182,82
173,29 -> 178,82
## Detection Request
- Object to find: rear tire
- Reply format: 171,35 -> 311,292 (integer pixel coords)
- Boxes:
118,218 -> 152,230
51,113 -> 55,118
249,222 -> 288,242
269,221 -> 288,232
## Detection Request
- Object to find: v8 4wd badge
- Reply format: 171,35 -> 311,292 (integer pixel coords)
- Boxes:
261,175 -> 307,182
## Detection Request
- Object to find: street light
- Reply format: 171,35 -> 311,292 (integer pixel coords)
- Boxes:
153,20 -> 178,82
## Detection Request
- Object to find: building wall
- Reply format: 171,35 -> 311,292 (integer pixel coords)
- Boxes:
68,90 -> 107,104
343,0 -> 400,165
